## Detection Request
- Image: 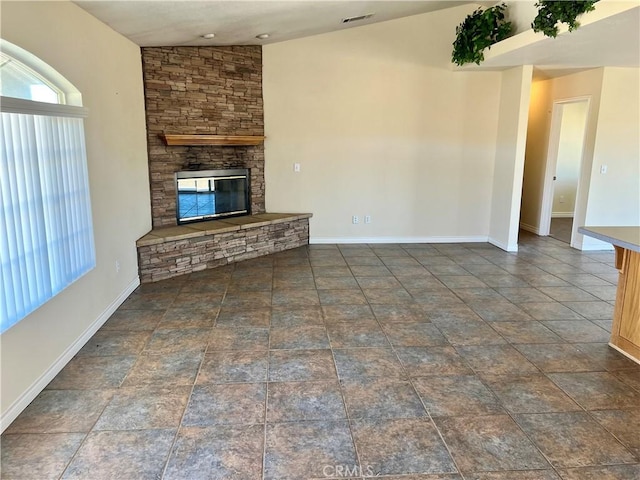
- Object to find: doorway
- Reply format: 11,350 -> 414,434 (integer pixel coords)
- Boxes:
539,98 -> 590,245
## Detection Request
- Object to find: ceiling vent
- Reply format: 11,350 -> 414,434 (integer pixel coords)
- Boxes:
341,13 -> 375,24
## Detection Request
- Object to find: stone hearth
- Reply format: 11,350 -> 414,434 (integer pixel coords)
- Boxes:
136,213 -> 311,283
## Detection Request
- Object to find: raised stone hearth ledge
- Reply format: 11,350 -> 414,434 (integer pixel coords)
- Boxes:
136,213 -> 312,283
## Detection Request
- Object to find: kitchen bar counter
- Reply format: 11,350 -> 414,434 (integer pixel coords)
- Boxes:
579,226 -> 640,363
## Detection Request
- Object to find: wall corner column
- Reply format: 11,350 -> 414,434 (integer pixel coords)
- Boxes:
489,65 -> 533,252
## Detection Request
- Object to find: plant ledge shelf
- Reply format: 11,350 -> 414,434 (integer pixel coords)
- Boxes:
159,134 -> 266,146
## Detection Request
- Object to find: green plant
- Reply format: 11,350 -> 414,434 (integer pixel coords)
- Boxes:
532,0 -> 599,38
451,3 -> 512,66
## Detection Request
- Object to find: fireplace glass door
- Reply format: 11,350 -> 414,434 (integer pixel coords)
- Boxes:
176,169 -> 249,224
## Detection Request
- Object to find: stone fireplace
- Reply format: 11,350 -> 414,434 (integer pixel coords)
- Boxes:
141,46 -> 265,228
136,45 -> 311,282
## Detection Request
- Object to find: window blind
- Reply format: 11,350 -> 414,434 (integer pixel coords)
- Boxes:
0,110 -> 95,333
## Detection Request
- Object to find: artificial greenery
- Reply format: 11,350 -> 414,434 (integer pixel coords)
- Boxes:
451,3 -> 512,66
532,0 -> 599,38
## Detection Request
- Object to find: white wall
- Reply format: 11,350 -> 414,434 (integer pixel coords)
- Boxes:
488,65 -> 533,252
503,0 -> 637,36
584,67 -> 640,248
504,1 -> 539,35
552,101 -> 589,216
549,70 -> 604,249
520,77 -> 552,232
520,68 -> 604,245
263,6 -> 502,243
1,1 -> 150,430
520,67 -> 639,250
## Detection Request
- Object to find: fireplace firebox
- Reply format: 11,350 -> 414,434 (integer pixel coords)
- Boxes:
175,169 -> 250,224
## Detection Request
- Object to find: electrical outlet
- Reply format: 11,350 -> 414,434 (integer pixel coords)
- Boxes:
364,215 -> 371,224
115,260 -> 120,273
352,215 -> 359,225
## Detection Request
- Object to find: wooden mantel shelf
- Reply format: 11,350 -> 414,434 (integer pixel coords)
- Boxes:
159,134 -> 265,146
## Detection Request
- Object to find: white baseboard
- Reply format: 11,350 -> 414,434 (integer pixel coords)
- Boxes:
519,222 -> 540,235
0,276 -> 140,433
488,237 -> 518,252
310,236 -> 489,245
577,234 -> 614,251
551,212 -> 574,218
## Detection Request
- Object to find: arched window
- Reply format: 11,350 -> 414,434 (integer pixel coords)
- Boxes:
0,51 -> 61,104
0,39 -> 95,333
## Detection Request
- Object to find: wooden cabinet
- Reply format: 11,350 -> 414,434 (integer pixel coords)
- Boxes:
579,226 -> 640,364
612,248 -> 640,360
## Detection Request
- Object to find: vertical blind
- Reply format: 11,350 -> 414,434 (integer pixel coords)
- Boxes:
0,110 -> 95,333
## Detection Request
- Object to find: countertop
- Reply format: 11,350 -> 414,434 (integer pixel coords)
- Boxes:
578,226 -> 640,253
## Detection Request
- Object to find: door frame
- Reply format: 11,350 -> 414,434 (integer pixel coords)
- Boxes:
539,96 -> 591,246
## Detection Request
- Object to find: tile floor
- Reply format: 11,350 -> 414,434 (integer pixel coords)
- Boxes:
549,217 -> 574,245
2,231 -> 640,480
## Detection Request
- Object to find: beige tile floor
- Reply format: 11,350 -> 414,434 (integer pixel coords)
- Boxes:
550,217 -> 573,244
2,231 -> 640,479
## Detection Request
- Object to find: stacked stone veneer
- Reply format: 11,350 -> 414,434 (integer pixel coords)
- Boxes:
137,215 -> 311,283
139,47 -> 312,280
142,46 -> 265,227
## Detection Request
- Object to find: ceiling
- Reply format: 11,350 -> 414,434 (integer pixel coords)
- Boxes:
74,0 -> 639,76
73,0 -> 478,47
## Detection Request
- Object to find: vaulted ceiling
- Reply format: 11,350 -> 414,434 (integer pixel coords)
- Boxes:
73,0 -> 639,75
73,1 -> 479,46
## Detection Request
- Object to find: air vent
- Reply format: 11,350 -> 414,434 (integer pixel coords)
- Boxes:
341,13 -> 375,24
